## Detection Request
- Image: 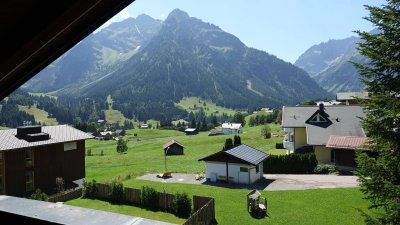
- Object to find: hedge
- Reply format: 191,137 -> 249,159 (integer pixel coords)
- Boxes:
263,153 -> 318,174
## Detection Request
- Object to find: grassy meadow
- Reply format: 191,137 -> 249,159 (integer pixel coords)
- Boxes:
18,105 -> 58,125
175,97 -> 241,116
67,124 -> 375,225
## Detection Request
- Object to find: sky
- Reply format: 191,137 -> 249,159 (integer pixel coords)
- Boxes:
99,0 -> 385,63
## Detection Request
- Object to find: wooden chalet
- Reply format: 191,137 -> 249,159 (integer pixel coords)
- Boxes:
163,140 -> 185,155
0,125 -> 93,196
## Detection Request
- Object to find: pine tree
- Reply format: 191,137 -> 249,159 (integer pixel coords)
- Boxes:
223,138 -> 233,151
233,135 -> 241,146
353,1 -> 400,224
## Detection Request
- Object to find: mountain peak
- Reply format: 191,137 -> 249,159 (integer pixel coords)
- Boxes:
136,14 -> 155,23
166,8 -> 190,21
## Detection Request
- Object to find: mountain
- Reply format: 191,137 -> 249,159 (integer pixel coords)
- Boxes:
295,36 -> 366,93
24,9 -> 331,121
24,14 -> 162,92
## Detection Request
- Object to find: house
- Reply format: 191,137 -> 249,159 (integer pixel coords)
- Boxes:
336,91 -> 369,105
221,123 -> 242,134
97,119 -> 106,125
184,128 -> 198,135
0,125 -> 93,196
115,129 -> 125,136
140,124 -> 149,129
199,144 -> 269,185
315,100 -> 342,106
99,130 -> 113,140
281,104 -> 366,170
163,140 -> 185,155
208,129 -> 224,136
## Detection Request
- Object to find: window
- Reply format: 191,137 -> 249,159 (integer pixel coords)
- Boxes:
309,114 -> 327,123
256,164 -> 259,173
26,171 -> 34,192
240,167 -> 248,172
0,153 -> 3,194
64,142 -> 77,151
25,148 -> 33,167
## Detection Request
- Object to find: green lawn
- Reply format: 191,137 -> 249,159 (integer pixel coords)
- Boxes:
175,97 -> 241,116
67,124 -> 374,225
18,105 -> 58,125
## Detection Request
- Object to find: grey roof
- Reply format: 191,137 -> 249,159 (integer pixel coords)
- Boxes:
0,125 -> 93,151
282,105 -> 365,145
0,195 -> 175,225
226,144 -> 269,165
336,91 -> 369,100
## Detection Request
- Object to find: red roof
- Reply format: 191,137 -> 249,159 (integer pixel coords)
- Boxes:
163,140 -> 185,149
326,135 -> 369,150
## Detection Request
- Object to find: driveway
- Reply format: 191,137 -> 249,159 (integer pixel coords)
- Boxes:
136,173 -> 359,191
262,174 -> 359,191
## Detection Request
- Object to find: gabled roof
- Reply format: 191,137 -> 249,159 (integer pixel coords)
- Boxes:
199,144 -> 269,166
282,105 -> 365,145
326,135 -> 369,150
221,123 -> 242,129
163,140 -> 185,149
0,125 -> 93,151
185,128 -> 197,132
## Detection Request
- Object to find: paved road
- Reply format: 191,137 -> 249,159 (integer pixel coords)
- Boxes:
137,173 -> 359,191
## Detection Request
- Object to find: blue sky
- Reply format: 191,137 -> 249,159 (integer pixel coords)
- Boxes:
100,0 -> 385,63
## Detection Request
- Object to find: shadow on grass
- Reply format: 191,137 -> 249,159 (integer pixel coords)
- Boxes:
201,177 -> 276,190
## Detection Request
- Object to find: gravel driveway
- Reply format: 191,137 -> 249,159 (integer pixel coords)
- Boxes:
136,173 -> 359,191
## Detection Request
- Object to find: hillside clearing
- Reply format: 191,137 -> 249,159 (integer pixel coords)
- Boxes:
175,97 -> 240,116
18,105 -> 58,125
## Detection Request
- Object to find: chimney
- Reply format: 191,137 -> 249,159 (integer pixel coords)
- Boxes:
319,103 -> 324,111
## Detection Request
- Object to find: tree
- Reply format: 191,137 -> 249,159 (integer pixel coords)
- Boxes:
353,1 -> 400,224
116,138 -> 128,154
233,135 -> 241,146
231,112 -> 246,127
261,125 -> 271,139
223,138 -> 233,151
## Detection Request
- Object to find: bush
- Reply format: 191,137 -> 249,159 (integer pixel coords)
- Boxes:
56,177 -> 65,192
314,164 -> 338,174
141,186 -> 159,210
87,148 -> 92,156
172,192 -> 192,218
109,181 -> 124,203
275,143 -> 284,149
30,188 -> 48,201
82,179 -> 98,198
264,153 -> 318,174
261,125 -> 271,139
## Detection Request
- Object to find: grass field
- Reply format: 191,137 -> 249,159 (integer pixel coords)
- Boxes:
67,124 -> 375,225
175,97 -> 241,116
18,105 -> 58,125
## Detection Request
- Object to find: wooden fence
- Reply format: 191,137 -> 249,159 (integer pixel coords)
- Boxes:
158,192 -> 175,212
124,187 -> 141,205
183,196 -> 215,225
48,188 -> 82,203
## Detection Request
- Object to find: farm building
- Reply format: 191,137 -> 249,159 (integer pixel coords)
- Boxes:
199,144 -> 269,185
221,123 -> 242,134
163,140 -> 185,155
184,128 -> 198,135
0,125 -> 92,196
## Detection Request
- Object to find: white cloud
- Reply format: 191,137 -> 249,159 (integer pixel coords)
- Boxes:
119,8 -> 132,19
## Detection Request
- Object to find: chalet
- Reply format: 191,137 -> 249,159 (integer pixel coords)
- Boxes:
184,128 -> 198,135
115,129 -> 125,136
0,125 -> 92,196
163,140 -> 185,155
199,144 -> 269,185
336,91 -> 369,105
221,123 -> 242,134
208,129 -> 224,136
282,104 -> 366,170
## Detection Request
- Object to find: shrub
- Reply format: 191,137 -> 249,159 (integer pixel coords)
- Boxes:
109,181 -> 124,203
261,125 -> 271,139
314,164 -> 338,174
30,188 -> 48,201
141,186 -> 159,210
56,177 -> 65,192
82,179 -> 98,198
87,148 -> 92,156
100,149 -> 104,156
172,192 -> 192,218
275,143 -> 284,149
264,153 -> 318,174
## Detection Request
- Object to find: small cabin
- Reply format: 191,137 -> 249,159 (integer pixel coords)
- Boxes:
163,140 -> 185,155
184,128 -> 198,135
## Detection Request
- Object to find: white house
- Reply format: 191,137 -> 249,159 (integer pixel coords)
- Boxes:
140,124 -> 149,129
199,144 -> 269,185
221,123 -> 242,134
